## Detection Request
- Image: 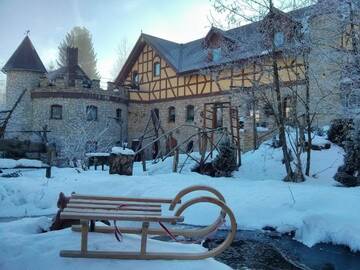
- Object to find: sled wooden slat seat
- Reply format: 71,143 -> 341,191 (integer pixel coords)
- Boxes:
60,211 -> 183,222
60,185 -> 237,260
66,203 -> 162,212
70,194 -> 177,204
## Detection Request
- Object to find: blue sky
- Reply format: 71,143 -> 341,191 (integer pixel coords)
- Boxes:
0,0 -> 218,82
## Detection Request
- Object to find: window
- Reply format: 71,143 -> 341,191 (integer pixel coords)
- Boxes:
86,105 -> 98,121
250,109 -> 261,123
214,104 -> 223,128
168,106 -> 175,123
186,105 -> 194,122
132,71 -> 139,88
274,32 -> 285,48
116,108 -> 122,122
153,62 -> 160,77
50,105 -> 62,120
283,97 -> 292,118
85,141 -> 97,153
212,48 -> 221,62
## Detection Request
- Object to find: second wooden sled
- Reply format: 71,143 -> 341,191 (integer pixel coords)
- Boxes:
59,185 -> 237,260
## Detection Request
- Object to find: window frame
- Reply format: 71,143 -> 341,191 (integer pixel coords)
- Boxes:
168,106 -> 176,123
186,105 -> 195,122
153,62 -> 161,77
50,104 -> 63,120
86,105 -> 98,121
132,71 -> 140,88
116,108 -> 122,122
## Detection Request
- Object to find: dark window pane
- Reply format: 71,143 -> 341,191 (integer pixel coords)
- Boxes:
186,105 -> 194,121
168,106 -> 175,122
86,105 -> 98,121
153,62 -> 160,76
116,108 -> 122,121
50,105 -> 62,119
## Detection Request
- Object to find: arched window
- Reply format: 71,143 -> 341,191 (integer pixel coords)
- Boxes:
50,105 -> 62,120
186,105 -> 194,122
168,106 -> 175,123
153,62 -> 160,77
86,105 -> 98,121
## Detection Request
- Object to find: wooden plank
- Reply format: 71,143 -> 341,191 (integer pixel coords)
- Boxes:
140,222 -> 149,255
80,220 -> 88,254
68,199 -> 162,208
66,203 -> 161,212
63,208 -> 161,216
60,212 -> 184,222
71,194 -> 177,204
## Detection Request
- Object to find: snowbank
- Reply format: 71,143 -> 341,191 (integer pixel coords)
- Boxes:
0,217 -> 231,270
0,158 -> 45,168
1,135 -> 359,253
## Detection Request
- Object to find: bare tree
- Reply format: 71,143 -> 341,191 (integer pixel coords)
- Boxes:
112,38 -> 130,80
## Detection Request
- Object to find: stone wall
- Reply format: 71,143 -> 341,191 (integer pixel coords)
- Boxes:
5,71 -> 41,140
127,90 -> 277,156
31,86 -> 128,165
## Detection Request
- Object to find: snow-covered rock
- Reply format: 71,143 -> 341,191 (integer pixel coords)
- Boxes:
111,147 -> 135,155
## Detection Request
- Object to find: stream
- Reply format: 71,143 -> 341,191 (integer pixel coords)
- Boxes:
208,229 -> 360,270
1,216 -> 359,270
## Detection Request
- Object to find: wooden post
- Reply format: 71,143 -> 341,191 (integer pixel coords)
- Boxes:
141,150 -> 146,172
140,222 -> 149,255
45,166 -> 51,178
45,146 -> 52,178
172,148 -> 179,173
80,219 -> 89,254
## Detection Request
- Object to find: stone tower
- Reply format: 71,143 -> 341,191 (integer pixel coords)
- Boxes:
1,36 -> 47,139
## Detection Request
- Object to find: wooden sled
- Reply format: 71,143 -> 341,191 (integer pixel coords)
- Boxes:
59,185 -> 237,260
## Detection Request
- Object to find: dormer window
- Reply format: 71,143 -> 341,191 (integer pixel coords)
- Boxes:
153,62 -> 160,77
213,48 -> 221,62
274,32 -> 285,48
132,71 -> 139,88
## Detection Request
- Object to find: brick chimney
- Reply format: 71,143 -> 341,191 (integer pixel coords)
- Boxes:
66,47 -> 78,87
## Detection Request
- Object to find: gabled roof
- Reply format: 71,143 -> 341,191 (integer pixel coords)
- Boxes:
2,36 -> 47,74
115,4 -> 316,85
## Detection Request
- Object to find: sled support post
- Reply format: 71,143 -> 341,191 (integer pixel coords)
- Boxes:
140,222 -> 149,255
80,220 -> 89,254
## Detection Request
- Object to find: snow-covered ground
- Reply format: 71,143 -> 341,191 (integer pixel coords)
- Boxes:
0,134 -> 359,270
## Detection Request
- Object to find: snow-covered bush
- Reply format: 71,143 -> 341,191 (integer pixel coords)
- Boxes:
334,121 -> 360,187
212,137 -> 238,177
327,119 -> 353,146
192,136 -> 237,177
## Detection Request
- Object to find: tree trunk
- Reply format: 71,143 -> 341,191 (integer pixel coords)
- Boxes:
270,6 -> 294,181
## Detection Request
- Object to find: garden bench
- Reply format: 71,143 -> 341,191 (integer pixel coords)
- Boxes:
59,185 -> 237,260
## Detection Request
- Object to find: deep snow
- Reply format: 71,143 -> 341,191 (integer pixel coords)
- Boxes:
0,135 -> 359,269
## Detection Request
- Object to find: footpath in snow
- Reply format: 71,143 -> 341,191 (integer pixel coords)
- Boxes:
0,135 -> 359,269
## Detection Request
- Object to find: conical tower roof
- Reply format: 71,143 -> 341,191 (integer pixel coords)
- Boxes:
2,36 -> 46,74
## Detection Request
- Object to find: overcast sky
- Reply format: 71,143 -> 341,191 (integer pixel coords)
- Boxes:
0,0 -> 219,83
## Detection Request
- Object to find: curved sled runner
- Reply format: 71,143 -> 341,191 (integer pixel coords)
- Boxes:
59,185 -> 237,260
